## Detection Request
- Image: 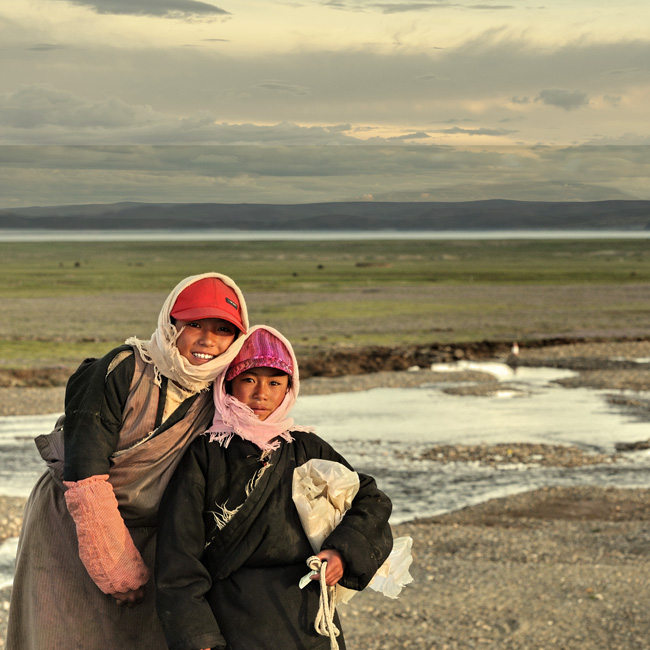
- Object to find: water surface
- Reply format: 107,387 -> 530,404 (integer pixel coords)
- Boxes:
2,363 -> 650,586
2,229 -> 650,242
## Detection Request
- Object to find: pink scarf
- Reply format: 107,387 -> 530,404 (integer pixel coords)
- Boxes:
205,325 -> 314,452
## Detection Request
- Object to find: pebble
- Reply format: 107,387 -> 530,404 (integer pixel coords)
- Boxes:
419,442 -> 616,468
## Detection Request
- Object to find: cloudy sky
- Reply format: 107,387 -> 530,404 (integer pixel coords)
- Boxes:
1,0 -> 650,207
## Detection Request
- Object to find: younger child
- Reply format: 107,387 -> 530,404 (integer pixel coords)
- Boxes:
7,272 -> 249,650
155,325 -> 394,650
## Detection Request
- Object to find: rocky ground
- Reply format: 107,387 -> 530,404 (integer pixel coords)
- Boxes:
341,485 -> 650,650
2,338 -> 650,648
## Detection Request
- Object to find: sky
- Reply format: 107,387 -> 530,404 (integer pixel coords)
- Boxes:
1,0 -> 650,208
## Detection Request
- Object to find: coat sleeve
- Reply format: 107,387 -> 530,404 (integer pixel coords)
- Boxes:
155,437 -> 227,650
61,346 -> 150,593
63,474 -> 150,593
294,433 -> 394,592
63,345 -> 135,480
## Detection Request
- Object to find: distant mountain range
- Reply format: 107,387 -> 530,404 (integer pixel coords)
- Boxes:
1,200 -> 650,230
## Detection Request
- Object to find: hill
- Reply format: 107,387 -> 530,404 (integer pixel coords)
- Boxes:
1,199 -> 650,230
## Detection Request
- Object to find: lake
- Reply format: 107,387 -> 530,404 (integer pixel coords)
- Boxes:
2,229 -> 650,242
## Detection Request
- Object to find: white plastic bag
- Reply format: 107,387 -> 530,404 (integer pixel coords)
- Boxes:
292,459 -> 413,602
292,459 -> 360,554
367,535 -> 414,598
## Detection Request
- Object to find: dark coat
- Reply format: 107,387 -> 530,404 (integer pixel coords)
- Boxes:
155,431 -> 394,650
7,346 -> 215,650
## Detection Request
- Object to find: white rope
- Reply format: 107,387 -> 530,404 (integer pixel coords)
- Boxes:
306,556 -> 340,650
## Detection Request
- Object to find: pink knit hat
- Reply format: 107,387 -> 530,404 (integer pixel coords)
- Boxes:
225,328 -> 293,381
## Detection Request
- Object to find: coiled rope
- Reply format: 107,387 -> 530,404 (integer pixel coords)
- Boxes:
306,556 -> 340,650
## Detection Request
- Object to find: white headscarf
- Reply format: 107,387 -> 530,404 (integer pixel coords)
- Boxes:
206,325 -> 314,452
125,272 -> 249,394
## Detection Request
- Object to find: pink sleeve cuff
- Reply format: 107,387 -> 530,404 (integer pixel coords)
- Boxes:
64,474 -> 150,594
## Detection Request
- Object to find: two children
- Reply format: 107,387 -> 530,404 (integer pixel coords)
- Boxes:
7,273 -> 249,650
155,325 -> 394,650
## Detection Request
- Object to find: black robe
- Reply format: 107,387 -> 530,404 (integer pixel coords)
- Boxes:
155,431 -> 394,650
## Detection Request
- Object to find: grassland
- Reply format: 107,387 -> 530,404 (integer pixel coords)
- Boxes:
1,238 -> 649,368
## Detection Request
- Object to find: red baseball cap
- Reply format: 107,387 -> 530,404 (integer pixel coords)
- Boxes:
171,277 -> 245,332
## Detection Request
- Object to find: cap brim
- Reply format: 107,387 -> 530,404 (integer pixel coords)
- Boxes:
172,307 -> 244,331
225,357 -> 293,381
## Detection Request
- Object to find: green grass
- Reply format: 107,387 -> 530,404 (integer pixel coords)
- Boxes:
1,239 -> 649,368
0,340 -> 126,366
2,239 -> 650,297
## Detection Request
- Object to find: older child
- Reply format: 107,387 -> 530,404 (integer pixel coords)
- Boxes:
7,272 -> 249,650
155,325 -> 393,650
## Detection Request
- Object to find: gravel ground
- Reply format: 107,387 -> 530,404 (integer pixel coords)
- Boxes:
4,485 -> 650,650
2,340 -> 650,648
341,485 -> 650,650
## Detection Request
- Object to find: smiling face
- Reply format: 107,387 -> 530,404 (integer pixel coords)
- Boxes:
229,367 -> 290,421
175,318 -> 238,366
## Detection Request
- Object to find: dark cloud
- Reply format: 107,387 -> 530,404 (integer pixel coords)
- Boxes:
27,43 -> 68,51
441,118 -> 477,124
2,84 -> 460,147
535,88 -> 590,111
585,133 -> 650,146
1,144 -> 647,207
321,0 -> 452,11
322,1 -> 512,12
0,84 -> 358,145
470,4 -> 512,9
439,126 -> 517,136
371,3 -> 455,13
3,36 -> 649,146
385,131 -> 431,140
0,85 -> 156,129
65,0 -> 230,18
601,67 -> 650,78
251,82 -> 311,96
320,1 -> 366,11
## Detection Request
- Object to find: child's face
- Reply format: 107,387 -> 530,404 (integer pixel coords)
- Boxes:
230,367 -> 290,421
175,318 -> 238,366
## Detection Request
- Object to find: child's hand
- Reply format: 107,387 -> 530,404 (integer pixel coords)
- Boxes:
111,587 -> 145,607
312,549 -> 345,586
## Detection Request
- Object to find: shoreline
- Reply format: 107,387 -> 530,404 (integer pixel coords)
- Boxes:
0,339 -> 650,421
2,338 -> 650,417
